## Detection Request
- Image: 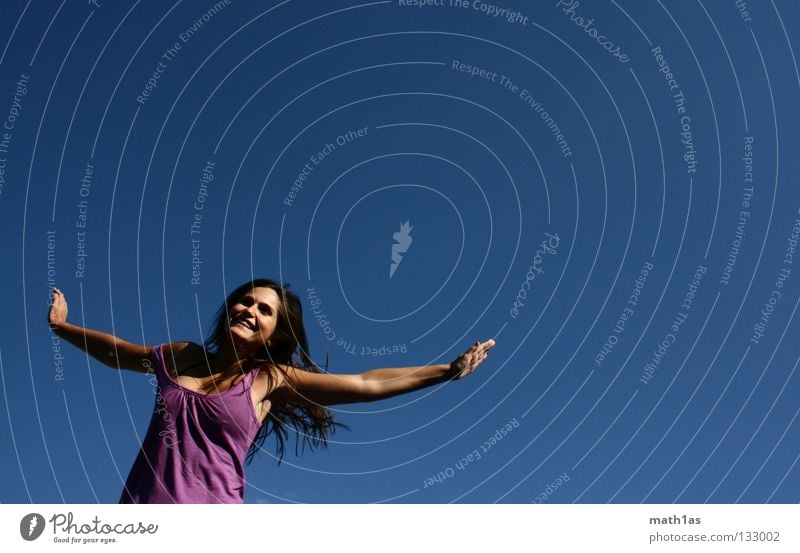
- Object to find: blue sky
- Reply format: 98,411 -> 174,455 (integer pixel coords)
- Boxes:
1,0 -> 799,503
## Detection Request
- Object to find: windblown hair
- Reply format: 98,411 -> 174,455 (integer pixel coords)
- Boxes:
201,278 -> 344,464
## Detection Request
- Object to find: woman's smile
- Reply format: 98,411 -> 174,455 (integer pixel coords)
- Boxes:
232,317 -> 256,331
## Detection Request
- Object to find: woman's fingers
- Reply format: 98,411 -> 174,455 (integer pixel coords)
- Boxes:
48,288 -> 68,327
450,338 -> 496,379
472,339 -> 494,355
465,338 -> 495,374
472,340 -> 493,361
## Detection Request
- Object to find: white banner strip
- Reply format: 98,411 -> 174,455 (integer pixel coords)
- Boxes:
2,504 -> 797,552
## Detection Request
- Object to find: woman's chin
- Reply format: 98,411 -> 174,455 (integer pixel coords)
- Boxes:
227,327 -> 250,345
229,322 -> 253,337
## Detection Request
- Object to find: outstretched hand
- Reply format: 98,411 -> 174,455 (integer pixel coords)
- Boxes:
48,287 -> 68,329
448,339 -> 496,380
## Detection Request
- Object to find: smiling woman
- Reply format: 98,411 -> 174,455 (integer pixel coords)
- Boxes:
46,279 -> 496,504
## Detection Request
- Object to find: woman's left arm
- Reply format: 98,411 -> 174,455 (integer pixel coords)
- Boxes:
270,339 -> 495,406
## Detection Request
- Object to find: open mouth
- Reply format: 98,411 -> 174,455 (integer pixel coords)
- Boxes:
232,318 -> 256,331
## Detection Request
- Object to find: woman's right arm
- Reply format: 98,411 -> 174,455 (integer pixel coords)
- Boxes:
48,287 -> 153,373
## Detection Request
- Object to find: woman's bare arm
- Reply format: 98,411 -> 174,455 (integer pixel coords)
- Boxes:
270,339 -> 496,406
48,287 -> 152,373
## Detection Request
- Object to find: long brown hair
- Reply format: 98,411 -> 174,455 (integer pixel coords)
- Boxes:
201,278 -> 345,464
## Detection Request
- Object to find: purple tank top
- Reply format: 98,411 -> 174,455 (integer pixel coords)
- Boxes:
119,344 -> 261,503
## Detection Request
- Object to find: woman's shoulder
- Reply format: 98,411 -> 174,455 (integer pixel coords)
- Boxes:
254,360 -> 295,375
252,362 -> 294,403
253,361 -> 295,386
162,341 -> 204,356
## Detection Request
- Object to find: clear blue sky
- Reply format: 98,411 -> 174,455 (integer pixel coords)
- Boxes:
1,0 -> 799,503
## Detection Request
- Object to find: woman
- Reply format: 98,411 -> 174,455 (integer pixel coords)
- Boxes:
47,279 -> 496,503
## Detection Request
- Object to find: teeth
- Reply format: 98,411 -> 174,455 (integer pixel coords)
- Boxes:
234,319 -> 254,330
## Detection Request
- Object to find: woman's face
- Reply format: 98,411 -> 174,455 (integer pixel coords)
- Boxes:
227,287 -> 282,352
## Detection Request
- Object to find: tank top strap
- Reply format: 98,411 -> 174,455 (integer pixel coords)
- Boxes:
149,344 -> 170,384
243,366 -> 260,389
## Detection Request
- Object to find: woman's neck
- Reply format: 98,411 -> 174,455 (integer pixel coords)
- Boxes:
209,341 -> 256,374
